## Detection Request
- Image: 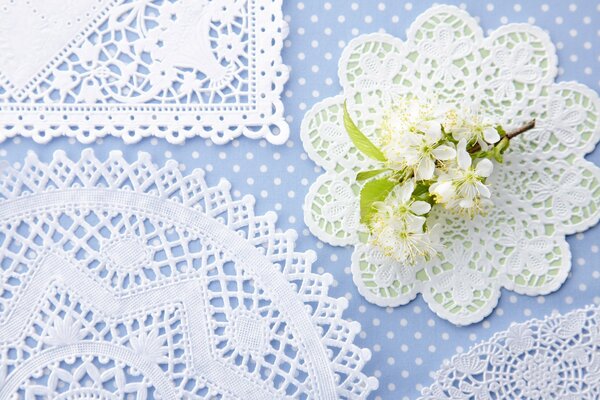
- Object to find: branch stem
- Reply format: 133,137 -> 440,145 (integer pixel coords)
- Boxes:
470,119 -> 536,153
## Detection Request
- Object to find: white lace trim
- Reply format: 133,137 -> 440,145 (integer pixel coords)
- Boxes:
0,0 -> 290,144
420,304 -> 600,400
301,5 -> 600,325
0,150 -> 377,399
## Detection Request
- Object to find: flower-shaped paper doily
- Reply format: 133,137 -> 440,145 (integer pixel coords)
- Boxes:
301,5 -> 600,325
0,150 -> 377,399
419,305 -> 600,399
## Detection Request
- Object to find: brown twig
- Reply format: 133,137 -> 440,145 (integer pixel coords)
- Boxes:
469,119 -> 536,153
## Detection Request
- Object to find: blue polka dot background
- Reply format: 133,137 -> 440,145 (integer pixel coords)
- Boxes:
1,1 -> 598,399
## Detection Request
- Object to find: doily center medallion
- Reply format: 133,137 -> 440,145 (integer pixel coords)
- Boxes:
0,150 -> 377,399
0,0 -> 290,144
301,4 -> 600,325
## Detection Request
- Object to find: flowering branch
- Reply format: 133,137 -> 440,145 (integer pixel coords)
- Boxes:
344,99 -> 536,265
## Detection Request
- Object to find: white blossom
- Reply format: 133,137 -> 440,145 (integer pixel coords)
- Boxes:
369,181 -> 436,264
445,107 -> 501,150
430,139 -> 494,215
381,100 -> 456,180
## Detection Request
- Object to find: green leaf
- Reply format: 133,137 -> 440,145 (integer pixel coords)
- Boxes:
413,182 -> 430,197
360,177 -> 398,225
343,102 -> 387,162
356,169 -> 389,181
413,182 -> 434,204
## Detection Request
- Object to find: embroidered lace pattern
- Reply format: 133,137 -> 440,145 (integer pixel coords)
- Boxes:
301,5 -> 600,325
0,150 -> 377,399
420,305 -> 600,399
0,0 -> 289,144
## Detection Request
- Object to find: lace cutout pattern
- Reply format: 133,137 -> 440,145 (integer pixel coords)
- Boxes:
301,5 -> 600,325
0,0 -> 289,144
0,150 -> 377,399
420,305 -> 600,399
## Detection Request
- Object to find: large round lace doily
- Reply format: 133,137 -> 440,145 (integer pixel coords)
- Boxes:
0,150 -> 377,399
301,5 -> 600,325
420,304 -> 600,399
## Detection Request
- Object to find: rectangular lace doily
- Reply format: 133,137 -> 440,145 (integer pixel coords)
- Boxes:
0,0 -> 289,144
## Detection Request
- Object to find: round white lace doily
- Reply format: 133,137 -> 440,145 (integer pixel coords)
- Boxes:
301,5 -> 600,325
420,304 -> 600,399
0,150 -> 377,399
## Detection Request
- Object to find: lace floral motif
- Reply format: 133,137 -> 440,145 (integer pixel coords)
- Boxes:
0,0 -> 289,144
420,305 -> 600,399
0,150 -> 377,399
301,5 -> 600,325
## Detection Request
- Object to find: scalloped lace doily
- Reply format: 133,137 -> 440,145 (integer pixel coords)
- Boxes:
0,150 -> 377,399
301,5 -> 600,325
420,305 -> 600,399
0,0 -> 289,145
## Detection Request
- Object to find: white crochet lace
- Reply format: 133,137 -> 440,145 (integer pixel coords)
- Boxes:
301,5 -> 600,325
0,150 -> 377,399
0,0 -> 289,144
420,305 -> 600,399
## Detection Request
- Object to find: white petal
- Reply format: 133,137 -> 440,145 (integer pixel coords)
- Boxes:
457,139 -> 472,170
420,120 -> 442,142
410,201 -> 431,215
432,145 -> 456,161
475,159 -> 493,177
406,215 -> 427,232
475,181 -> 491,198
483,127 -> 500,144
459,198 -> 474,208
430,181 -> 455,203
372,201 -> 391,213
416,157 -> 435,180
397,180 -> 415,204
451,128 -> 471,142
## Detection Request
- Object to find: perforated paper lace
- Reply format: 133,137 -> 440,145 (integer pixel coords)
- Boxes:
420,305 -> 600,399
301,5 -> 600,325
0,150 -> 377,399
0,0 -> 289,144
